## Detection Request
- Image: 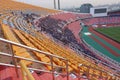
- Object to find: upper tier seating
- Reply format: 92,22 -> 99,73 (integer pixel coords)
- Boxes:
85,16 -> 120,26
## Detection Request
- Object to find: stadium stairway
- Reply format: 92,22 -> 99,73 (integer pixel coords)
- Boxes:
0,65 -> 22,80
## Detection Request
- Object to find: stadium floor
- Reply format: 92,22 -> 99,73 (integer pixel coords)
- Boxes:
81,26 -> 120,63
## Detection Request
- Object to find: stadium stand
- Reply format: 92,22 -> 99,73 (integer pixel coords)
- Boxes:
0,0 -> 120,80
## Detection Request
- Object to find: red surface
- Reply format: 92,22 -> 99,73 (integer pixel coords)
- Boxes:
51,12 -> 76,21
32,72 -> 40,80
0,66 -> 22,80
66,21 -> 82,43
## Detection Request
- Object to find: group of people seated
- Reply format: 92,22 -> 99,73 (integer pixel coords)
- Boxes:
22,12 -> 40,25
36,16 -> 77,45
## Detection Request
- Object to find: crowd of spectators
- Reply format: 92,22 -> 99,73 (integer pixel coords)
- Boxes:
22,12 -> 40,25
10,10 -> 41,26
36,16 -> 77,45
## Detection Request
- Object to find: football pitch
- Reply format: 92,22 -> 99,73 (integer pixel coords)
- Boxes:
95,27 -> 120,43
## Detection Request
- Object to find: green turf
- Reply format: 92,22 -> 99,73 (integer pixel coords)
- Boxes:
95,27 -> 120,42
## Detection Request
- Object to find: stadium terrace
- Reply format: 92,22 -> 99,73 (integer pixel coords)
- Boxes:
0,0 -> 120,80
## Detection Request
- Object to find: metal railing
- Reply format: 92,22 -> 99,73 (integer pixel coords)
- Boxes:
0,38 -> 69,80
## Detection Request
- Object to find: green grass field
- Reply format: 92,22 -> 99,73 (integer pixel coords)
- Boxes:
95,27 -> 120,42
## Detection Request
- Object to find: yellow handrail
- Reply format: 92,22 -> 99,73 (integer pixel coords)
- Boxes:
19,61 -> 35,80
21,67 -> 27,80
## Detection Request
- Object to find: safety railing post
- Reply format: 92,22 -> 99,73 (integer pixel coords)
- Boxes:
78,65 -> 80,80
92,69 -> 95,79
21,67 -> 27,80
87,66 -> 90,79
78,64 -> 82,80
105,72 -> 108,80
100,71 -> 102,79
50,56 -> 54,80
9,43 -> 19,78
19,61 -> 35,80
66,60 -> 69,80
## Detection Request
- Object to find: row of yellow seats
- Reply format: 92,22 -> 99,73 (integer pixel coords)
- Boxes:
1,24 -> 33,65
12,29 -> 67,71
20,30 -> 79,71
14,30 -> 79,71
